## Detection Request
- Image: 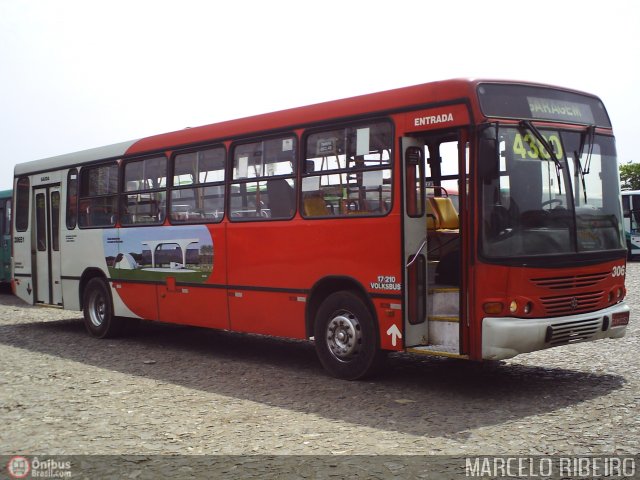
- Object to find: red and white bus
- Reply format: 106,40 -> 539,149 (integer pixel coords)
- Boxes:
12,79 -> 630,379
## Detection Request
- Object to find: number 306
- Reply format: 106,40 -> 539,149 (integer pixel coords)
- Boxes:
612,265 -> 626,277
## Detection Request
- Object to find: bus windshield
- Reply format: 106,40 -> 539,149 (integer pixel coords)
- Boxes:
479,125 -> 624,261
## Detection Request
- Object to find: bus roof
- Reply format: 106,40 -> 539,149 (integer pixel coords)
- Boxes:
14,78 -> 606,177
14,139 -> 139,177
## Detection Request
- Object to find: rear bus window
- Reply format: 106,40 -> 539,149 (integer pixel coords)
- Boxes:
302,121 -> 392,217
78,163 -> 119,228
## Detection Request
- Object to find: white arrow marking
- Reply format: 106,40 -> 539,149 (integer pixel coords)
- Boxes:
386,324 -> 402,347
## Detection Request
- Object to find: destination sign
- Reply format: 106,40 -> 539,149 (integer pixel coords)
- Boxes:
527,96 -> 595,124
477,83 -> 611,127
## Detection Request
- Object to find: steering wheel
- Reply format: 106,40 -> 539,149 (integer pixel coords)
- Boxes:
541,198 -> 563,209
496,227 -> 515,241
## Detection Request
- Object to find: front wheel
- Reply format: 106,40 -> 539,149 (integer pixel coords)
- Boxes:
314,291 -> 385,380
83,277 -> 123,338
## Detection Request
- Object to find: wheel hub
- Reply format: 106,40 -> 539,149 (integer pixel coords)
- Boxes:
89,292 -> 106,327
326,312 -> 362,361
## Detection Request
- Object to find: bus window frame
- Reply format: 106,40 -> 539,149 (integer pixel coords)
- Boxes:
228,133 -> 298,223
300,118 -> 395,220
168,144 -> 227,225
78,161 -> 119,229
119,154 -> 168,227
51,190 -> 60,252
66,168 -> 78,230
15,177 -> 30,232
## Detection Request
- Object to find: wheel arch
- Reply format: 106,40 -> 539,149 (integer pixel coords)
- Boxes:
79,268 -> 109,310
305,275 -> 377,339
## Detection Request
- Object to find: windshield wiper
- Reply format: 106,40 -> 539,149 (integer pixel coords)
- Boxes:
519,120 -> 564,196
573,124 -> 596,203
519,120 -> 563,169
578,124 -> 596,174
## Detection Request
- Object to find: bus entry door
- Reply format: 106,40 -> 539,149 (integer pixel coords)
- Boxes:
402,137 -> 429,346
33,186 -> 62,306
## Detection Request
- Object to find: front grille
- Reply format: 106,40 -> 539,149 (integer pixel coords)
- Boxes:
540,291 -> 604,316
531,272 -> 609,290
547,318 -> 601,345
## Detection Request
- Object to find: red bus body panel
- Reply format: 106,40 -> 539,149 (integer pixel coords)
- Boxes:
12,78 -> 627,368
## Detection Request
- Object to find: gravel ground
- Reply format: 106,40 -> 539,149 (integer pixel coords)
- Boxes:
0,264 -> 638,458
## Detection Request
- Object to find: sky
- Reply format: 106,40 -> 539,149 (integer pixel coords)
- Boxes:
1,0 -> 639,191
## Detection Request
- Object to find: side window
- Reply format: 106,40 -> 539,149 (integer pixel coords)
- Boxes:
36,193 -> 46,251
51,191 -> 60,251
66,169 -> 78,229
622,195 -> 630,217
78,163 -> 118,228
230,135 -> 296,221
427,139 -> 461,211
171,147 -> 225,223
302,121 -> 392,217
15,177 -> 30,232
405,147 -> 425,218
0,200 -> 5,236
1,198 -> 10,236
632,195 -> 640,229
5,199 -> 10,233
121,156 -> 167,226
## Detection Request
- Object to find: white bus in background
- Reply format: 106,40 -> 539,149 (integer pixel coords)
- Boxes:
622,190 -> 640,259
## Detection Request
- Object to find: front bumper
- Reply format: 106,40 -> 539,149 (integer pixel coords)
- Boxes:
482,302 -> 629,360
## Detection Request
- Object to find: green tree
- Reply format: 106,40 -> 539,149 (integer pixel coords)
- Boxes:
620,162 -> 640,190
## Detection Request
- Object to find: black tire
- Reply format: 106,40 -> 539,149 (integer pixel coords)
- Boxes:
83,277 -> 123,338
314,291 -> 386,380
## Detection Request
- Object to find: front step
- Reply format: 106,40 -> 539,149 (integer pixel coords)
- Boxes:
406,345 -> 468,359
428,286 -> 459,317
427,286 -> 460,348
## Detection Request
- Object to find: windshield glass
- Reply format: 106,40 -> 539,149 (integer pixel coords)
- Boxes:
479,125 -> 624,260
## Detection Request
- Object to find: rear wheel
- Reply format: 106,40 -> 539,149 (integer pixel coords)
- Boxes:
83,277 -> 123,338
314,291 -> 385,380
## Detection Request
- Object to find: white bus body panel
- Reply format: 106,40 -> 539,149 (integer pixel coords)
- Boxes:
59,227 -> 140,318
12,221 -> 33,304
482,302 -> 629,360
13,139 -> 139,309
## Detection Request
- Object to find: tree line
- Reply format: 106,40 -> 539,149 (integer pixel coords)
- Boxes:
620,162 -> 640,190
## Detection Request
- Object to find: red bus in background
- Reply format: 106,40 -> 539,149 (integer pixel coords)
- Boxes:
12,79 -> 629,379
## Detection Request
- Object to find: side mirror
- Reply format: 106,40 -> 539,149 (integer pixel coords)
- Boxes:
478,126 -> 499,182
